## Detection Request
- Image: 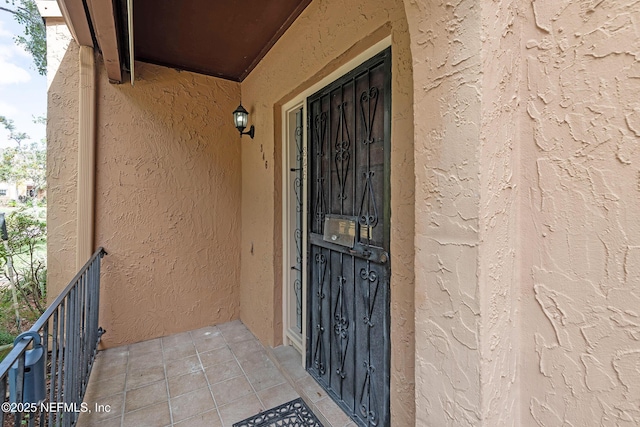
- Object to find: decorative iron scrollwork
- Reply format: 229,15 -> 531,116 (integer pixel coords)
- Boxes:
360,361 -> 378,426
360,261 -> 380,425
358,171 -> 379,229
314,111 -> 328,231
292,110 -> 304,333
335,102 -> 351,201
333,274 -> 349,381
313,252 -> 327,376
307,49 -> 391,427
295,120 -> 303,162
294,278 -> 302,328
314,112 -> 327,156
360,262 -> 379,328
360,87 -> 379,145
315,178 -> 327,230
293,176 -> 302,213
294,228 -> 302,266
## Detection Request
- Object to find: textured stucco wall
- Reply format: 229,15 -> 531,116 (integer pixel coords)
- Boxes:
46,22 -> 78,302
406,0 -> 639,424
240,0 -> 415,423
405,0 -> 522,424
479,1 -> 520,425
94,61 -> 242,348
521,0 -> 640,425
405,1 -> 484,424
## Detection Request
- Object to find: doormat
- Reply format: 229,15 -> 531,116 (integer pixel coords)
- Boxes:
232,398 -> 324,427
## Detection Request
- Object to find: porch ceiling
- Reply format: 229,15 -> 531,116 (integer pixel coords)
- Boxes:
132,0 -> 312,82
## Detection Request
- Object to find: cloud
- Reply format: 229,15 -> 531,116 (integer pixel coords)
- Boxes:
0,100 -> 18,116
0,43 -> 31,85
0,60 -> 30,84
6,42 -> 30,59
0,21 -> 12,38
0,16 -> 33,83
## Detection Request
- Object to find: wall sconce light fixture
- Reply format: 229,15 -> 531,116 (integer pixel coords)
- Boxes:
233,103 -> 255,139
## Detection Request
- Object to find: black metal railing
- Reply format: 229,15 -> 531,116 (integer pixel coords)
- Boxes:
0,247 -> 107,427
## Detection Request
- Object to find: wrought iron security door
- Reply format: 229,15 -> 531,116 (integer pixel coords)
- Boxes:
307,48 -> 391,427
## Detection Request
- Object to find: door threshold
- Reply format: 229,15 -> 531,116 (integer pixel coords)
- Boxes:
267,345 -> 357,427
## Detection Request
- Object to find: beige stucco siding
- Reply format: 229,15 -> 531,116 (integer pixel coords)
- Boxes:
91,61 -> 242,348
46,23 -> 79,301
405,1 -> 486,424
240,0 -> 414,423
406,0 -> 640,424
520,0 -> 640,425
404,0 -> 522,423
478,1 -> 521,424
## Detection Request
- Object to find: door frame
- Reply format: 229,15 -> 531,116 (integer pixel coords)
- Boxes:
282,103 -> 307,356
281,36 -> 391,365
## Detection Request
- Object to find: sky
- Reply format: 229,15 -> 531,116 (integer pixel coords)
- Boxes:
0,10 -> 47,148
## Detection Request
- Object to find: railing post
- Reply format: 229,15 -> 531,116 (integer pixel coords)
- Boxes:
0,376 -> 5,425
49,308 -> 59,427
14,354 -> 24,426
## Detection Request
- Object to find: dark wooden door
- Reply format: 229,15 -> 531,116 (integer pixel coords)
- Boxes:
306,48 -> 391,427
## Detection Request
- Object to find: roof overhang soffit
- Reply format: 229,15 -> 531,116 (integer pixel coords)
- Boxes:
54,0 -> 312,84
56,0 -> 123,83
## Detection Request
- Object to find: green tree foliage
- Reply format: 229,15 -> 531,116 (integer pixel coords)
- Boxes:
0,116 -> 46,195
0,141 -> 46,195
0,209 -> 47,319
0,116 -> 27,145
1,0 -> 46,75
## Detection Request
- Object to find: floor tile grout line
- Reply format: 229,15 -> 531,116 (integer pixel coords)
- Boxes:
125,333 -> 242,420
208,371 -> 246,386
160,338 -> 175,426
141,337 -> 265,425
266,346 -> 336,427
120,347 -> 129,427
191,328 -> 225,427
223,324 -> 267,412
90,326 -> 339,427
93,339 -> 225,426
80,352 -> 127,427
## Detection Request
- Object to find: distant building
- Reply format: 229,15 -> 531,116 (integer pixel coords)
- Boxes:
0,182 -> 18,203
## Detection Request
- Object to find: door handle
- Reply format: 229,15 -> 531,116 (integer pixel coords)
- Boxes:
347,249 -> 389,264
349,248 -> 371,259
310,233 -> 388,263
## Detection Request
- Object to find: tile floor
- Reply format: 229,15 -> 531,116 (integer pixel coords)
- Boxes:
76,320 -> 356,427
